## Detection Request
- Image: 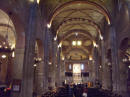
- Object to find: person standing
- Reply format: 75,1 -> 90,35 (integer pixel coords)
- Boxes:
82,85 -> 88,97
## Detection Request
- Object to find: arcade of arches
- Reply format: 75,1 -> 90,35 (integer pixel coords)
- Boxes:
0,0 -> 130,97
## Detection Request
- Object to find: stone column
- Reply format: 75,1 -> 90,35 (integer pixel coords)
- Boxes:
110,26 -> 120,93
55,47 -> 62,86
52,41 -> 58,88
106,60 -> 113,90
43,27 -> 49,92
60,59 -> 65,85
35,61 -> 44,95
49,40 -> 57,89
93,47 -> 99,83
20,2 -> 37,97
88,60 -> 93,84
48,32 -> 56,89
11,32 -> 25,97
88,59 -> 95,87
13,48 -> 24,80
119,53 -> 129,97
101,40 -> 108,89
92,47 -> 99,87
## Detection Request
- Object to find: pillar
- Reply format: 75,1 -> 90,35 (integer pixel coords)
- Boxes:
88,60 -> 93,84
52,41 -> 57,88
101,40 -> 109,89
35,61 -> 44,95
48,32 -> 56,89
60,59 -> 65,85
110,26 -> 120,93
11,48 -> 24,97
92,47 -> 99,87
93,47 -> 99,83
56,47 -> 62,86
43,27 -> 49,92
119,53 -> 129,97
20,2 -> 37,97
12,48 -> 24,80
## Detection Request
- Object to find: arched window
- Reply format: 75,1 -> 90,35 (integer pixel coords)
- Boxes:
81,64 -> 84,70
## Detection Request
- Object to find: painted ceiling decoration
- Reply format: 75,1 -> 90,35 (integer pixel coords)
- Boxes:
48,1 -> 111,26
59,29 -> 94,42
57,18 -> 101,38
43,0 -> 112,60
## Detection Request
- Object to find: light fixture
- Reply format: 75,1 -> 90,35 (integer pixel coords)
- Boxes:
72,41 -> 82,46
65,80 -> 67,84
75,32 -> 78,36
34,64 -> 37,67
62,57 -> 65,61
47,23 -> 51,28
89,55 -> 93,61
3,42 -> 5,45
129,65 -> 130,69
108,62 -> 111,66
29,0 -> 34,3
81,64 -> 84,70
12,51 -> 15,58
99,65 -> 102,68
58,43 -> 62,48
0,14 -> 15,54
2,55 -> 6,59
5,46 -> 8,49
93,41 -> 98,48
77,41 -> 82,46
34,57 -> 42,64
11,44 -> 15,50
69,64 -> 72,70
54,36 -> 57,41
48,62 -> 52,65
122,58 -> 127,62
100,34 -> 103,40
72,41 -> 76,46
107,18 -> 111,25
29,0 -> 40,4
37,0 -> 40,4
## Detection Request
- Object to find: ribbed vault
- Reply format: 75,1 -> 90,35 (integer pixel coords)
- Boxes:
46,0 -> 112,61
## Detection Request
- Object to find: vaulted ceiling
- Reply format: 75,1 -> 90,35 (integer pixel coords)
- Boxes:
0,9 -> 16,47
40,0 -> 114,61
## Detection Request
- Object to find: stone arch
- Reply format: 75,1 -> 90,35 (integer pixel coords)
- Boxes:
48,0 -> 111,26
0,8 -> 25,87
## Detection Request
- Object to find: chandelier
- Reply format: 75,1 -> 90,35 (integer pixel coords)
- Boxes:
0,14 -> 15,58
0,41 -> 14,53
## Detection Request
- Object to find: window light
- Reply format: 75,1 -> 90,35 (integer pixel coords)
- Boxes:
69,64 -> 72,70
89,55 -> 93,60
77,41 -> 82,46
81,64 -> 84,70
72,41 -> 76,46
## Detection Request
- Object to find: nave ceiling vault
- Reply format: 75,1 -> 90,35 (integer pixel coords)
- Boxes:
40,0 -> 113,61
